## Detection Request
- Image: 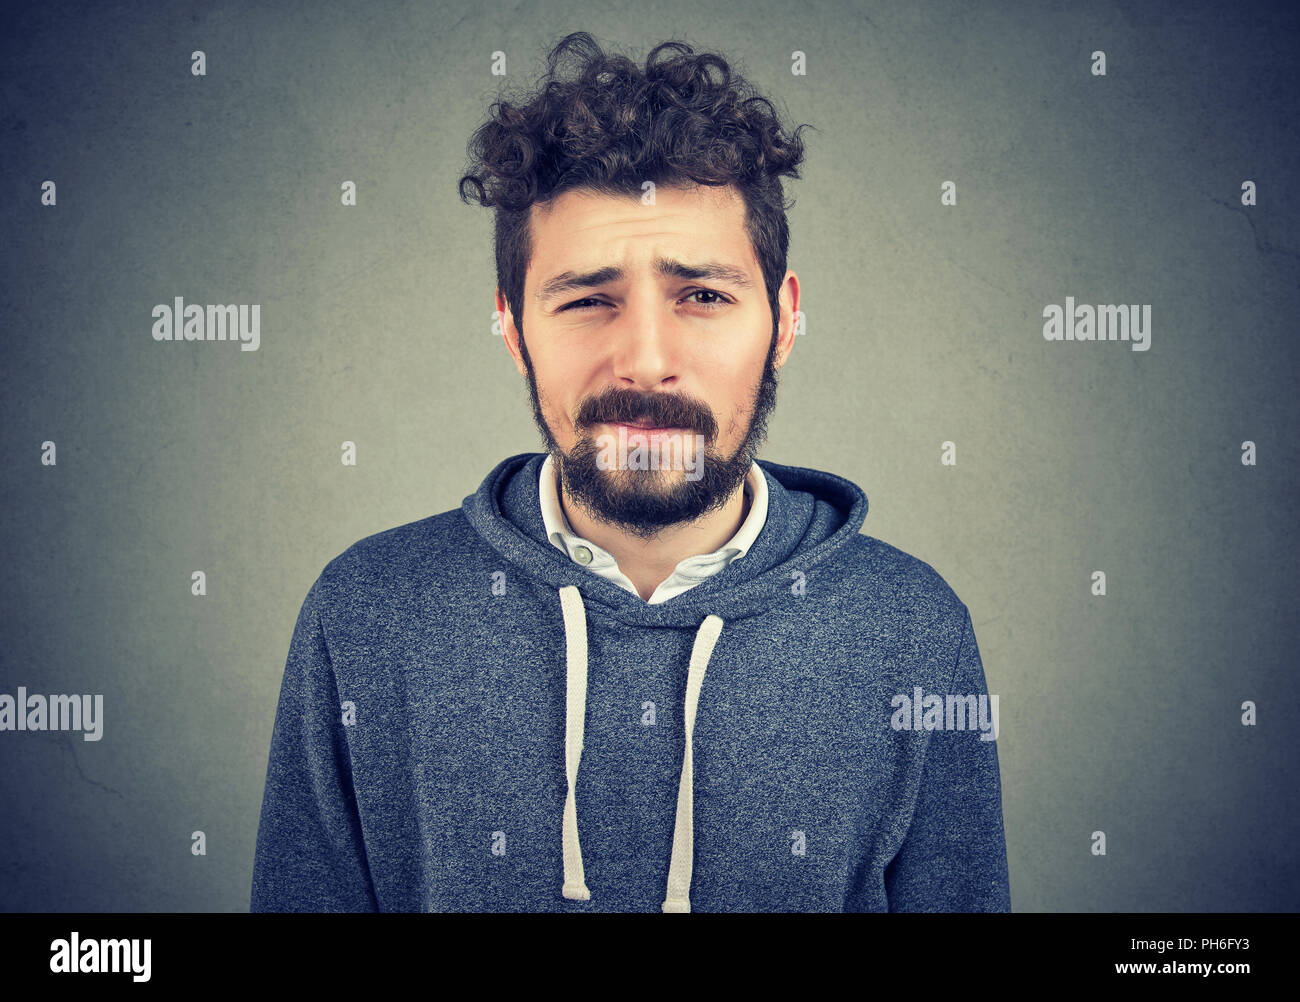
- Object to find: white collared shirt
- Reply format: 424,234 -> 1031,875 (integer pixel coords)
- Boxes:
539,453 -> 768,604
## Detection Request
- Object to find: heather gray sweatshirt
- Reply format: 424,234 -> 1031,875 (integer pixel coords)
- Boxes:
251,452 -> 1011,912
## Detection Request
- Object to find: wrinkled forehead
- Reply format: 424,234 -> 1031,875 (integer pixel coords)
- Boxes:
526,183 -> 754,283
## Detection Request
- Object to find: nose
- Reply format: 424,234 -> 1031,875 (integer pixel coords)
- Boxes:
609,294 -> 680,392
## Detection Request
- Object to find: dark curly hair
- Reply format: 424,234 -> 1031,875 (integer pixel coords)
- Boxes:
458,32 -> 812,343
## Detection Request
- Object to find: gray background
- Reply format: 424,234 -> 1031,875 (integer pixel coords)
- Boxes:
1,0 -> 1297,911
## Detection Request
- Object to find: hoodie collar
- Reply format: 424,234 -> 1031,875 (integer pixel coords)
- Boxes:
462,452 -> 868,628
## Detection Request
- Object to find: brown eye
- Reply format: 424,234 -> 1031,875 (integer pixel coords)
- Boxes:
561,297 -> 606,311
686,289 -> 729,310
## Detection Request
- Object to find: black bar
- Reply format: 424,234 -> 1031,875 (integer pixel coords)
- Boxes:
0,912 -> 1281,987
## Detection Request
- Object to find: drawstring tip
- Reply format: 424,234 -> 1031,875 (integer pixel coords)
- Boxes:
661,898 -> 691,913
562,883 -> 591,901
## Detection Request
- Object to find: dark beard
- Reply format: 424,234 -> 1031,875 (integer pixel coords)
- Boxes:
517,319 -> 781,540
559,428 -> 754,540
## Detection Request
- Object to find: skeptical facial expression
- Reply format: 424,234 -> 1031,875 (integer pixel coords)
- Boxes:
498,182 -> 796,537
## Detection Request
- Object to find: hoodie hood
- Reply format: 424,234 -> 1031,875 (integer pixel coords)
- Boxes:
461,452 -> 869,629
460,451 -> 869,910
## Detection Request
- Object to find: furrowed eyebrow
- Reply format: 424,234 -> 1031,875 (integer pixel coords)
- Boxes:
657,258 -> 754,290
536,258 -> 755,305
537,266 -> 624,305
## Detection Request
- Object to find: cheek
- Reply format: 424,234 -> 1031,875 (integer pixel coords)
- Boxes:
534,355 -> 588,428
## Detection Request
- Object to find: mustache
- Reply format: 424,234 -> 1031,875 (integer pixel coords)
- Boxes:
575,388 -> 718,440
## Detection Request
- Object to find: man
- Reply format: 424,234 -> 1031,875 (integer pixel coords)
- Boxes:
251,32 -> 1010,913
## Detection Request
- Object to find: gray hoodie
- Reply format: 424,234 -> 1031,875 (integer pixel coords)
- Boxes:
251,451 -> 1011,912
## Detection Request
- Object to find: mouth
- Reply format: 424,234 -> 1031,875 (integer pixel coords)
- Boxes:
603,420 -> 692,435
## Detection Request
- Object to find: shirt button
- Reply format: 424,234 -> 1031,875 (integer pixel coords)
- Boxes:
573,545 -> 593,565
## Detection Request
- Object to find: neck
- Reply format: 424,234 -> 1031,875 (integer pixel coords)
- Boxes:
558,465 -> 752,602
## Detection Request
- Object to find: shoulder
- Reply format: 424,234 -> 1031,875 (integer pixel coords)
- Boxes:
836,532 -> 971,636
306,507 -> 484,614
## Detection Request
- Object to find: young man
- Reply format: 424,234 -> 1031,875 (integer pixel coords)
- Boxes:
251,32 -> 1010,913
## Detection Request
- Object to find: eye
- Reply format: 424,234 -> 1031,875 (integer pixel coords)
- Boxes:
685,289 -> 730,310
558,289 -> 732,312
560,297 -> 606,311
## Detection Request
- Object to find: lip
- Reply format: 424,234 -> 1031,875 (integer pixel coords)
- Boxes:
604,421 -> 691,434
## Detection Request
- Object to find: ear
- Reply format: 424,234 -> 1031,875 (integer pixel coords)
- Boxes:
773,270 -> 800,371
496,288 -> 527,378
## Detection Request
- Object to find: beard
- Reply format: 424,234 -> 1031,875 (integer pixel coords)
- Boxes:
517,320 -> 781,541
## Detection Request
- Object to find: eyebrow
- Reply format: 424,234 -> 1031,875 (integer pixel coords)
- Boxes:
536,257 -> 755,305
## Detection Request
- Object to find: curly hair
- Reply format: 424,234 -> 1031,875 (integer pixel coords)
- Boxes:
458,32 -> 811,342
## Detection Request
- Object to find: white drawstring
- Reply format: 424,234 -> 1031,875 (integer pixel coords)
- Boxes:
557,584 -> 724,913
661,609 -> 724,912
559,585 -> 591,901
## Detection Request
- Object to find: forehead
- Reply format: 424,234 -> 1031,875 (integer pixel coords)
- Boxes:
527,183 -> 752,266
